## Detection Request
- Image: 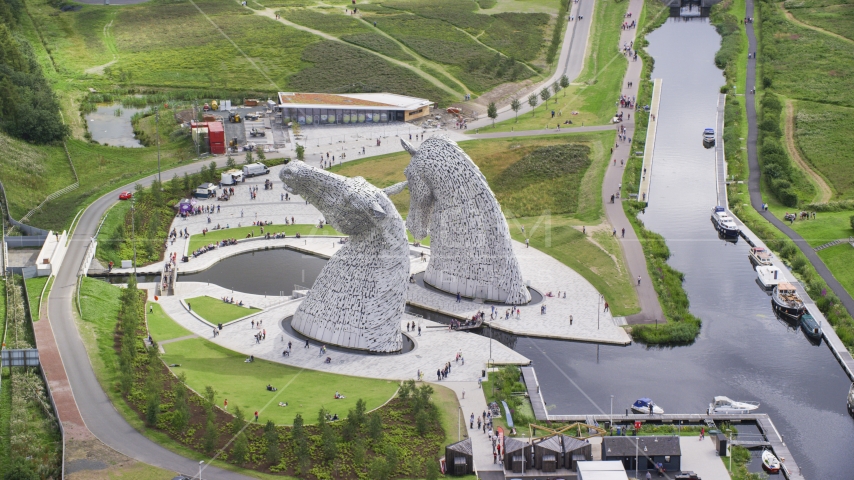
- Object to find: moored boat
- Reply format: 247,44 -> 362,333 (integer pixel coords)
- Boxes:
748,246 -> 773,266
800,314 -> 822,340
847,383 -> 854,415
711,206 -> 739,238
708,396 -> 760,414
756,265 -> 783,289
631,398 -> 664,414
762,450 -> 781,473
772,282 -> 806,320
703,128 -> 715,147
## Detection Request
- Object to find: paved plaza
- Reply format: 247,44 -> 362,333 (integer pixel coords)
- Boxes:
149,282 -> 530,382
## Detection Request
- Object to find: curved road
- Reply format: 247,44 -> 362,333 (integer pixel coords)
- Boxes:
47,158 -> 249,480
743,0 -> 854,319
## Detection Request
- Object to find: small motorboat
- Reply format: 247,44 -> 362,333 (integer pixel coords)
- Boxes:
709,396 -> 760,414
703,128 -> 715,147
762,449 -> 781,473
631,398 -> 664,415
800,314 -> 822,341
748,246 -> 773,266
711,206 -> 739,238
772,282 -> 806,321
756,265 -> 783,289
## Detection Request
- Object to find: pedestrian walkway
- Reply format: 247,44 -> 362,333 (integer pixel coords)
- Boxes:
742,0 -> 854,324
438,381 -> 503,475
637,79 -> 662,203
153,290 -> 530,382
679,437 -> 731,480
601,0 -> 664,325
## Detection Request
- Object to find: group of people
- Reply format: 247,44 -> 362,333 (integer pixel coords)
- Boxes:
221,296 -> 244,306
191,243 -> 218,258
405,321 -> 421,336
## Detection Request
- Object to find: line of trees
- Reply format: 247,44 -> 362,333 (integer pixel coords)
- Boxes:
0,0 -> 68,144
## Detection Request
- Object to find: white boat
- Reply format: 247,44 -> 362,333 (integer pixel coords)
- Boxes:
708,396 -> 760,414
757,265 -> 783,289
703,127 -> 715,147
631,398 -> 664,414
762,450 -> 781,473
711,206 -> 739,238
748,246 -> 773,266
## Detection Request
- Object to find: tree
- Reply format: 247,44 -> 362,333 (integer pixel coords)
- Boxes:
256,149 -> 266,162
231,432 -> 248,465
295,144 -> 305,161
540,87 -> 551,105
321,423 -> 338,463
426,458 -> 440,480
850,215 -> 854,231
209,160 -> 218,182
368,412 -> 383,441
528,93 -> 538,116
244,151 -> 254,165
552,82 -> 561,99
292,414 -> 310,474
352,436 -> 366,469
264,420 -> 281,465
226,155 -> 236,169
231,406 -> 245,435
510,98 -> 521,122
169,173 -> 181,196
203,418 -> 217,453
487,102 -> 498,126
172,373 -> 189,430
560,74 -> 570,96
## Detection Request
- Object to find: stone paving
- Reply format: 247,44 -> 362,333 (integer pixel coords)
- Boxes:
151,282 -> 530,383
679,436 -> 732,480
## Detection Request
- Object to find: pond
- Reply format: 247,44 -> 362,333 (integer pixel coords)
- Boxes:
84,103 -> 145,148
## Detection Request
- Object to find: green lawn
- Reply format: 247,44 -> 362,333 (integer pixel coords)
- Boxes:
24,277 -> 49,321
475,0 -> 631,133
784,0 -> 854,41
794,101 -> 854,199
185,296 -> 260,324
160,337 -> 399,425
818,243 -> 854,301
761,0 -> 854,109
146,302 -> 193,342
776,210 -> 854,247
187,224 -> 343,252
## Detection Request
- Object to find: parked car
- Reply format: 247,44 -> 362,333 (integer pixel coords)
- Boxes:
118,191 -> 132,200
675,472 -> 701,480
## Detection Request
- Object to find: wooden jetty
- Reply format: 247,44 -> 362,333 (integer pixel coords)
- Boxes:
520,366 -> 805,480
520,366 -> 549,421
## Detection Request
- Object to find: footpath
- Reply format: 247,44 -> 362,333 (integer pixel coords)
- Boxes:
601,0 -> 664,325
742,0 -> 854,320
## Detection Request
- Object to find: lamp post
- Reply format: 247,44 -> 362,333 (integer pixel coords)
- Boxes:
635,436 -> 639,479
198,460 -> 204,480
726,429 -> 732,472
597,294 -> 601,330
610,395 -> 614,432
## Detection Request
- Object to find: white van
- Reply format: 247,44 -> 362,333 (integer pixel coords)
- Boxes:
242,162 -> 270,177
220,169 -> 244,185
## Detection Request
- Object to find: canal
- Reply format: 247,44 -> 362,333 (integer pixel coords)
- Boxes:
521,18 -> 853,479
171,20 -> 853,478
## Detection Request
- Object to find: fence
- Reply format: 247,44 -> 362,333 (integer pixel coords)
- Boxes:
5,235 -> 48,248
0,179 -> 49,236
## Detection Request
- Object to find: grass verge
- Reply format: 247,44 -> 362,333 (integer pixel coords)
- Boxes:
146,302 -> 193,342
188,224 -> 342,253
185,296 -> 260,324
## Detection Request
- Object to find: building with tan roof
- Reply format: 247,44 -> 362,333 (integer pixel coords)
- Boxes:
277,92 -> 434,125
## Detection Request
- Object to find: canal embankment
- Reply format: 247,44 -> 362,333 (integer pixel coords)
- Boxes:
637,78 -> 662,203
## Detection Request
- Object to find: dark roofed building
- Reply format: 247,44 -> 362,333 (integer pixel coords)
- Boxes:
445,438 -> 473,476
562,434 -> 593,470
602,436 -> 681,474
533,435 -> 562,472
503,437 -> 531,473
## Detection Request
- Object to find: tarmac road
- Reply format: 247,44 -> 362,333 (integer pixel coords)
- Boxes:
47,158 -> 251,480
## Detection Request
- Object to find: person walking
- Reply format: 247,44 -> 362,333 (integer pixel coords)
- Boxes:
525,238 -> 530,248
637,275 -> 642,286
418,326 -> 421,336
569,315 -> 573,325
224,399 -> 228,410
254,411 -> 259,422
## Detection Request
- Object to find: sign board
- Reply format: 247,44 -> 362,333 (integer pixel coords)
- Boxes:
1,349 -> 40,367
121,260 -> 132,269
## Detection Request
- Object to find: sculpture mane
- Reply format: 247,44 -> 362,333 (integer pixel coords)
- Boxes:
403,136 -> 530,304
280,161 -> 409,352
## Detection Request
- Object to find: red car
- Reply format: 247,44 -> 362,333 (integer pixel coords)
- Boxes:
119,191 -> 132,200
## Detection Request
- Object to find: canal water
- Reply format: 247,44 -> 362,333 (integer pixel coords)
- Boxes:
178,248 -> 326,296
518,18 -> 853,479
172,20 -> 853,477
84,104 -> 144,148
